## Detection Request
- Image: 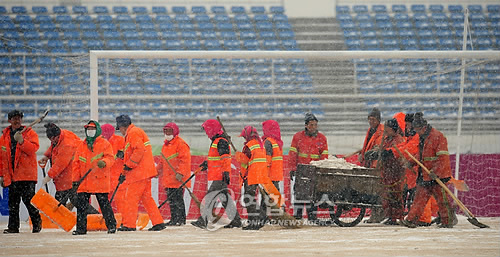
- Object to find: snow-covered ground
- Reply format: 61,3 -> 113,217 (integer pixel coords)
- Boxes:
1,215 -> 499,256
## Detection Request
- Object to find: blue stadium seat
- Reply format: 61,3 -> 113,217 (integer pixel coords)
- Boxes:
75,15 -> 92,23
411,5 -> 426,13
136,14 -> 152,23
197,22 -> 214,31
123,31 -> 140,39
93,6 -> 108,13
270,6 -> 284,14
259,31 -> 277,39
231,6 -> 246,14
194,14 -> 210,23
372,5 -> 387,13
63,30 -> 80,39
119,22 -> 137,31
178,23 -> 195,31
468,5 -> 482,13
87,39 -> 104,49
392,5 -> 407,13
251,6 -> 266,14
244,40 -> 259,50
361,30 -> 376,38
356,14 -> 371,22
34,15 -> 51,23
429,5 -> 444,13
79,22 -> 96,30
448,5 -> 463,13
191,6 -> 206,14
156,14 -> 172,23
96,15 -> 112,24
272,14 -> 289,23
53,6 -> 68,14
113,6 -> 128,14
220,31 -> 237,39
175,14 -> 191,23
142,31 -> 159,39
132,6 -> 148,14
12,6 -> 27,14
200,31 -> 217,39
99,22 -> 117,30
275,22 -> 292,31
234,14 -> 250,23
115,14 -> 132,23
162,31 -> 178,39
67,40 -> 83,48
336,6 -> 350,14
346,39 -> 361,50
47,40 -> 64,49
107,40 -> 124,49
224,40 -> 240,50
254,14 -> 270,22
240,31 -> 257,40
126,39 -> 144,50
137,22 -> 155,31
353,5 -> 368,13
211,6 -> 226,14
279,30 -> 295,39
374,14 -> 390,22
165,40 -> 183,50
15,15 -> 32,23
181,31 -> 197,39
217,22 -> 234,30
214,14 -> 230,23
23,31 -> 40,40
172,6 -> 186,14
256,22 -> 273,31
152,6 -> 167,14
73,6 -> 88,14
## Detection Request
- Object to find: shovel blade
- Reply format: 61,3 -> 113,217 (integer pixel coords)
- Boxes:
31,189 -> 76,232
467,217 -> 490,229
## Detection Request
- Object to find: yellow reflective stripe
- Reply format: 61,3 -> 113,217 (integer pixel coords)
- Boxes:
220,156 -> 231,160
271,156 -> 283,161
423,157 -> 438,161
249,158 -> 267,166
321,150 -> 328,155
289,147 -> 297,153
298,153 -> 308,158
249,144 -> 261,151
91,153 -> 103,163
310,154 -> 320,159
241,163 -> 248,169
124,142 -> 130,151
272,143 -> 279,148
436,151 -> 449,156
211,143 -> 218,148
161,152 -> 179,161
79,156 -> 87,163
208,156 -> 221,161
1,146 -> 6,151
144,141 -> 151,147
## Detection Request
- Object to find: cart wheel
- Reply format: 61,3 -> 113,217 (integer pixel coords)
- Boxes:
332,205 -> 366,227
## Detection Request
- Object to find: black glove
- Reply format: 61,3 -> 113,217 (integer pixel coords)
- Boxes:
290,170 -> 296,180
199,160 -> 208,171
123,165 -> 132,171
72,182 -> 79,191
222,171 -> 230,185
381,149 -> 394,161
364,150 -> 379,161
118,174 -> 126,184
116,150 -> 124,159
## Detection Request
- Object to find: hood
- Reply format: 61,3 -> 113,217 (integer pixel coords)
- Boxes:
201,119 -> 223,139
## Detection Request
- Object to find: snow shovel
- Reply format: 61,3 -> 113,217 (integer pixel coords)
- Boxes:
31,188 -> 76,232
86,176 -> 126,231
39,160 -> 50,192
404,149 -> 489,228
217,116 -> 299,228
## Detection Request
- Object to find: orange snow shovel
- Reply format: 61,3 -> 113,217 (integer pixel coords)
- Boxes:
86,179 -> 126,231
31,188 -> 76,232
405,149 -> 489,228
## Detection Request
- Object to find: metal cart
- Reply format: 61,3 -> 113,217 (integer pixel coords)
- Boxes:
295,164 -> 382,227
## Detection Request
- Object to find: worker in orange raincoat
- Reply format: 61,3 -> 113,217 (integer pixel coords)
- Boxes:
156,122 -> 191,226
0,110 -> 42,234
288,113 -> 328,221
379,118 -> 406,225
191,119 -> 242,229
260,120 -> 284,222
71,120 -> 116,235
236,126 -> 272,230
101,123 -> 126,214
401,112 -> 457,228
115,115 -> 166,232
39,123 -> 99,214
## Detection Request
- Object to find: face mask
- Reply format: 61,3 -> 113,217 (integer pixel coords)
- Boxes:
164,135 -> 174,141
86,129 -> 96,137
